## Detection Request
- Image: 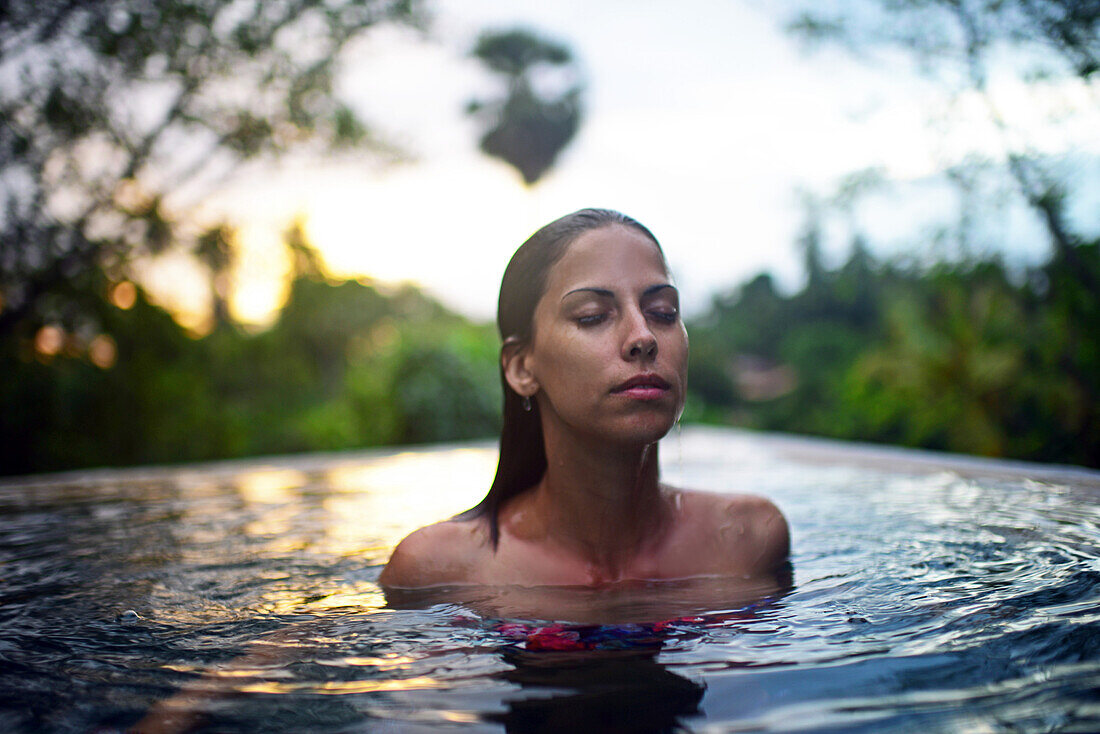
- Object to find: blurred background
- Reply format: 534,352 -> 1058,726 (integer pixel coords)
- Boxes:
1,0 -> 1097,476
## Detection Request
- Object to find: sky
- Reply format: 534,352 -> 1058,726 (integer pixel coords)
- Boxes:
146,0 -> 1100,327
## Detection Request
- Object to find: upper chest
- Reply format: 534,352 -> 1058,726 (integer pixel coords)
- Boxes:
469,513 -> 745,587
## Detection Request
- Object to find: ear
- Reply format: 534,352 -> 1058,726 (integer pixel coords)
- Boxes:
501,337 -> 539,398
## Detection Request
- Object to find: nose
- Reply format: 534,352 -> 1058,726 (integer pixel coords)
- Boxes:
621,310 -> 658,361
628,339 -> 657,359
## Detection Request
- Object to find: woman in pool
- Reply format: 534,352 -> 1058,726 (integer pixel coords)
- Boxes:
380,208 -> 789,589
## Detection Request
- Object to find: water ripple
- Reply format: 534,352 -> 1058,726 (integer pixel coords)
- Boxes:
0,430 -> 1098,732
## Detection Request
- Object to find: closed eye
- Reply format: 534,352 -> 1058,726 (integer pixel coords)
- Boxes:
646,308 -> 678,324
576,313 -> 608,326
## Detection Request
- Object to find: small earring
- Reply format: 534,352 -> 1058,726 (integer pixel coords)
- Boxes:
522,395 -> 532,412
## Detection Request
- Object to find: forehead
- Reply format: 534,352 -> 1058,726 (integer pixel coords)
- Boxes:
544,225 -> 669,294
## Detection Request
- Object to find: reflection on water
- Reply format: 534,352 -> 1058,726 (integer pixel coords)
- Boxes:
1,428 -> 1099,732
491,648 -> 705,734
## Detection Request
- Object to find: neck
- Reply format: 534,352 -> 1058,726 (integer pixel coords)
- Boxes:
530,425 -> 670,576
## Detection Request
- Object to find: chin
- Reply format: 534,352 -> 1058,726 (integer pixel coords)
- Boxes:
611,412 -> 679,446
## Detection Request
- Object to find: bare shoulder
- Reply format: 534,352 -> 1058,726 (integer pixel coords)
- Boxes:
378,517 -> 490,589
677,489 -> 790,573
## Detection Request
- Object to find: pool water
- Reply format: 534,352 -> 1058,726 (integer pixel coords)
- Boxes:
2,426 -> 1099,733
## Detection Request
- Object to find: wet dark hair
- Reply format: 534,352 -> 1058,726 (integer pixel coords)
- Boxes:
456,208 -> 663,548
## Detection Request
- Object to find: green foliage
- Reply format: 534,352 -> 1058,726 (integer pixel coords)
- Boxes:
753,0 -> 1100,467
0,270 -> 500,476
784,0 -> 1097,284
4,228 -> 1097,474
842,266 -> 1027,455
0,0 -> 423,337
686,237 -> 1100,468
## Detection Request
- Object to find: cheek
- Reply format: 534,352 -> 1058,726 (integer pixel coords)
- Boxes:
533,331 -> 609,392
556,334 -> 607,374
667,329 -> 689,370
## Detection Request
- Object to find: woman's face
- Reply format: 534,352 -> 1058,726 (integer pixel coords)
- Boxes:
516,224 -> 688,446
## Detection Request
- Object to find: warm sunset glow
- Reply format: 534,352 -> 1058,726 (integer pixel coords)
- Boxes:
342,655 -> 417,668
322,447 -> 495,557
134,250 -> 213,334
234,677 -> 442,695
296,162 -> 528,319
109,281 -> 137,310
34,325 -> 64,356
257,585 -> 386,616
228,221 -> 294,328
236,467 -> 308,504
88,334 -> 118,369
134,2 -> 1098,329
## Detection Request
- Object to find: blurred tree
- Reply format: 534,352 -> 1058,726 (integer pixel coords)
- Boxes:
788,0 -> 1097,80
1026,236 -> 1100,464
0,248 -> 503,475
0,0 -> 424,340
194,223 -> 236,325
775,1 -> 1100,464
798,199 -> 828,292
843,264 -> 1027,456
466,28 -> 584,185
685,223 -> 1100,466
284,217 -> 326,281
785,0 -> 1098,285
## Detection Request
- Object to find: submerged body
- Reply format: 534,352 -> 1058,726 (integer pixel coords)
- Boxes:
381,211 -> 789,592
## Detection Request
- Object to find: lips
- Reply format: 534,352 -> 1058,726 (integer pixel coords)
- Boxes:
611,373 -> 671,399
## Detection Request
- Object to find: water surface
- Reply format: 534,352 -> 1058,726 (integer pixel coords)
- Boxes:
1,427 -> 1098,732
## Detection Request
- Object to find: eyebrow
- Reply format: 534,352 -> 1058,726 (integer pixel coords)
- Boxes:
561,284 -> 677,301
